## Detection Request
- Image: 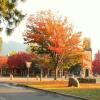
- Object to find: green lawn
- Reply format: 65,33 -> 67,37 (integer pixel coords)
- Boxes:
51,88 -> 100,100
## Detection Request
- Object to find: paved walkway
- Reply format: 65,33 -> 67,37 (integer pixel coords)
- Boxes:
0,76 -> 100,83
0,77 -> 67,83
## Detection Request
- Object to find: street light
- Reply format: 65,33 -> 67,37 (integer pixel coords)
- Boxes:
26,61 -> 32,83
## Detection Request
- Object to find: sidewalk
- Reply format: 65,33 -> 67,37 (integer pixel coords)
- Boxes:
0,77 -> 67,83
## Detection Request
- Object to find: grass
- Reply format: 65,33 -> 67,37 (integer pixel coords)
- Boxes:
51,88 -> 100,100
23,80 -> 100,100
28,84 -> 100,100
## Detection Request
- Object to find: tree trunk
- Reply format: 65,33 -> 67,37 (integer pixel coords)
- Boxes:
47,68 -> 50,77
61,68 -> 64,79
40,68 -> 43,81
0,68 -> 2,76
59,69 -> 61,78
54,67 -> 59,80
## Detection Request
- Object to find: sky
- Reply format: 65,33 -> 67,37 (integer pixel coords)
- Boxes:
1,0 -> 100,58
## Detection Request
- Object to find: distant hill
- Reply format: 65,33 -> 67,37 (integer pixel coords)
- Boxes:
0,41 -> 27,55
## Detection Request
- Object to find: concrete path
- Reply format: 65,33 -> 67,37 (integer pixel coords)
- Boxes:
0,77 -> 63,83
0,83 -> 84,100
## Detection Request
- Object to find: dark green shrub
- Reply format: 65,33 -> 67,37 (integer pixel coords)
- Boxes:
77,78 -> 96,83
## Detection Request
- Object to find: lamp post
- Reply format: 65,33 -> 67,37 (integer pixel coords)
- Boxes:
26,61 -> 32,83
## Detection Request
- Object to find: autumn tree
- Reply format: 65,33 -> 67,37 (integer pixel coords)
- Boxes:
92,50 -> 100,74
23,10 -> 83,80
0,55 -> 8,75
0,0 -> 25,35
7,51 -> 35,75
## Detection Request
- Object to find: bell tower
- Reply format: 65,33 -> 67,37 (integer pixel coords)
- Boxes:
82,38 -> 92,77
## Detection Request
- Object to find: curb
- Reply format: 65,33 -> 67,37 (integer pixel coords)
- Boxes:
21,85 -> 90,100
0,82 -> 91,100
15,83 -> 91,100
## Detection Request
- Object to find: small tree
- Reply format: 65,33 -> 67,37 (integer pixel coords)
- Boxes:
8,51 -> 35,75
0,55 -> 8,75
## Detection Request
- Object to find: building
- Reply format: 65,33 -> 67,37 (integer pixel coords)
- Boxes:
82,38 -> 92,77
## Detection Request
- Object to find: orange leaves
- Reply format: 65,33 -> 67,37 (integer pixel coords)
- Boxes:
23,10 -> 83,69
0,55 -> 8,67
32,33 -> 45,42
68,32 -> 81,46
48,46 -> 63,54
47,31 -> 67,54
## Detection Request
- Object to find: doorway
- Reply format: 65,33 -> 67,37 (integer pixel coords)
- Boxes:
85,69 -> 89,77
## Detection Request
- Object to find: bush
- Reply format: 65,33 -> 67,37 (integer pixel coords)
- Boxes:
77,78 -> 96,83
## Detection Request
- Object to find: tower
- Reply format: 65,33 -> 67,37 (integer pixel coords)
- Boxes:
82,38 -> 92,77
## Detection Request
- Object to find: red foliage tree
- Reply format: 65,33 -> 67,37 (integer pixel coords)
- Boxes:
8,51 -> 35,69
0,55 -> 8,75
92,50 -> 100,74
0,55 -> 8,67
23,10 -> 82,79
